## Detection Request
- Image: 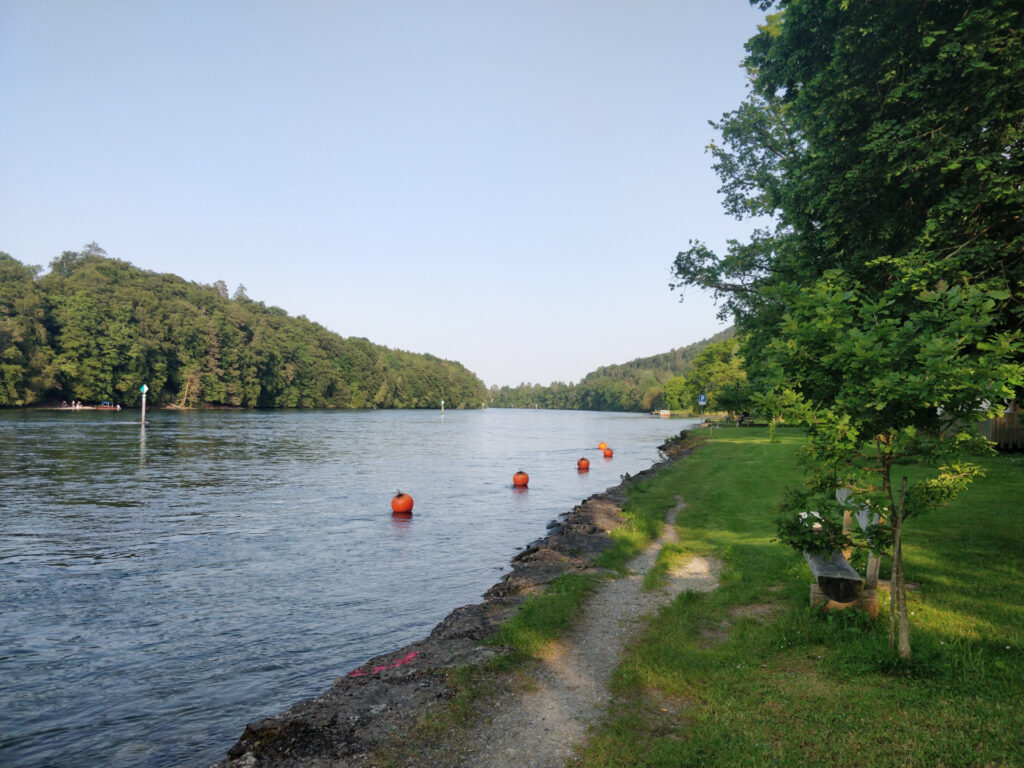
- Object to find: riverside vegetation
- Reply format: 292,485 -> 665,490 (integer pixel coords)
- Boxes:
384,428 -> 1023,767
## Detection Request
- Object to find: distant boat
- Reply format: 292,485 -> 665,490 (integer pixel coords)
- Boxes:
49,401 -> 121,411
658,410 -> 671,418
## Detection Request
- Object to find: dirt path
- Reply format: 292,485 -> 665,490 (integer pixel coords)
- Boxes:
441,497 -> 722,768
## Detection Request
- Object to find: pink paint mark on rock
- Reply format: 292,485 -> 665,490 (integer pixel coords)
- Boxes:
347,651 -> 420,678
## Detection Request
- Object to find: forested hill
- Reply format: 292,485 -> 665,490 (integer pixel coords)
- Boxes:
0,247 -> 487,409
488,327 -> 734,412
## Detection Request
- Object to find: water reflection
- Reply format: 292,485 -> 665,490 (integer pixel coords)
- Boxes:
390,511 -> 414,531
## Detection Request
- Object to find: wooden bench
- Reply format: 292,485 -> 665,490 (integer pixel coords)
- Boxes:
805,550 -> 878,617
805,550 -> 861,602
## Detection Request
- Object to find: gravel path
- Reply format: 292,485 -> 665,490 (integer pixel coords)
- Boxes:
445,496 -> 722,768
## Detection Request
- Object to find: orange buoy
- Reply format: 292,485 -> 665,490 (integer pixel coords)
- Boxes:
391,491 -> 414,514
598,441 -> 607,450
603,448 -> 614,458
512,470 -> 529,488
577,457 -> 590,471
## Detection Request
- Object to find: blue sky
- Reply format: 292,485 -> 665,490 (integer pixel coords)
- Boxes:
1,1 -> 765,387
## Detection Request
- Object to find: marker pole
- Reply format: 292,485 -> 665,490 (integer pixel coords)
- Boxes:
140,383 -> 149,427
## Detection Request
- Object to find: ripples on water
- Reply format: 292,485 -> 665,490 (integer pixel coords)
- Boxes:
0,408 -> 697,768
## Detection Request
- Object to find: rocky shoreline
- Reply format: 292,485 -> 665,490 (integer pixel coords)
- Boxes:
211,431 -> 696,768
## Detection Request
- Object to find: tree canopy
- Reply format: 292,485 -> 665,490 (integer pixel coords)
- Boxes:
672,0 -> 1023,659
675,0 -> 1022,370
0,248 -> 486,409
678,337 -> 747,414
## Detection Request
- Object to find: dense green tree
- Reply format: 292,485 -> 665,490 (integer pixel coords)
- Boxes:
681,338 -> 747,413
661,376 -> 687,411
714,379 -> 753,422
0,253 -> 55,405
675,0 -> 1023,372
671,0 -> 1024,659
1,248 -> 486,410
640,384 -> 665,412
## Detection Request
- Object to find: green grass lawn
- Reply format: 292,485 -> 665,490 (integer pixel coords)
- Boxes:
577,427 -> 1024,768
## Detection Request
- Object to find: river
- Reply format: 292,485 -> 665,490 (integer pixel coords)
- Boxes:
0,407 -> 698,768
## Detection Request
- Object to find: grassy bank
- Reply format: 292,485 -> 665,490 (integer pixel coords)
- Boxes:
578,427 -> 1024,767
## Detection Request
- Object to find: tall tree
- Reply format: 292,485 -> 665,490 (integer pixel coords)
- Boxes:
681,338 -> 747,413
672,0 -> 1024,658
0,254 -> 55,405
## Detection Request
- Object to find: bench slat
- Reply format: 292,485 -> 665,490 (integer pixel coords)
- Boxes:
804,550 -> 862,602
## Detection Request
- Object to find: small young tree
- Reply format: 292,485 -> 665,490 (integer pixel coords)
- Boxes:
750,387 -> 802,442
770,271 -> 1019,658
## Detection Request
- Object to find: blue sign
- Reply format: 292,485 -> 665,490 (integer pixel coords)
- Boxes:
698,394 -> 707,406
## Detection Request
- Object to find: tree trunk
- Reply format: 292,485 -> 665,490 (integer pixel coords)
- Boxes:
865,512 -> 884,591
895,541 -> 911,659
895,476 -> 911,659
179,373 -> 191,408
882,449 -> 897,652
865,549 -> 881,590
889,519 -> 900,652
178,367 -> 201,408
842,509 -> 852,560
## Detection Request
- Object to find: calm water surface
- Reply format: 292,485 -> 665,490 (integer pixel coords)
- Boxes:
0,408 -> 697,768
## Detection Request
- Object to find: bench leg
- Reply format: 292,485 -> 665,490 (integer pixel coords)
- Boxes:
810,584 -> 879,618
